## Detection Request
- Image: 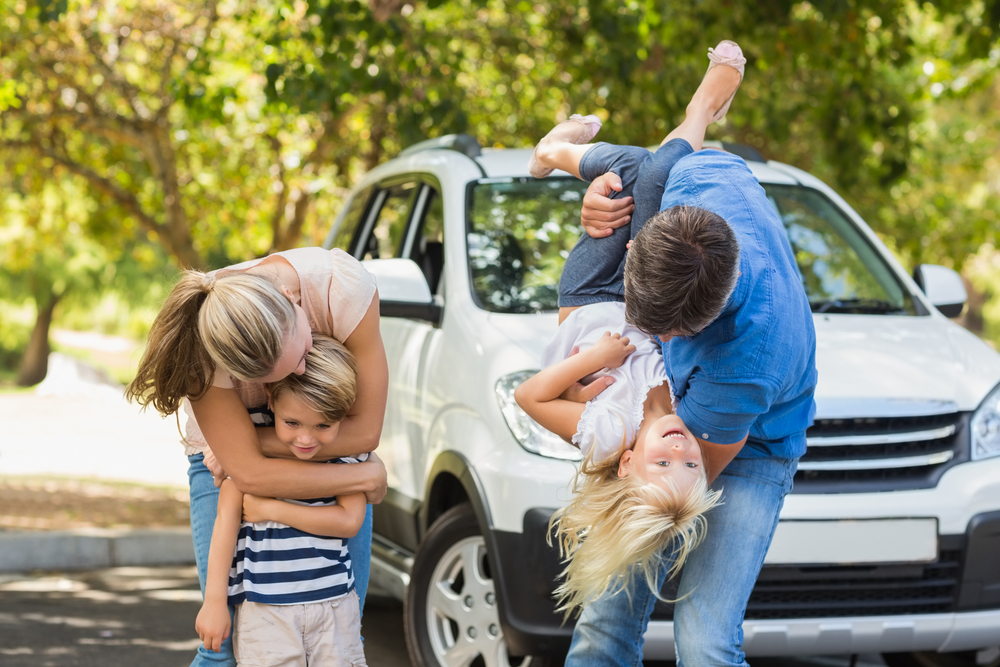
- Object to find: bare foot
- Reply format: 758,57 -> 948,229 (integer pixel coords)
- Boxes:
528,114 -> 603,178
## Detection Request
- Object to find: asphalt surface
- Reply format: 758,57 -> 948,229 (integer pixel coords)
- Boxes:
0,567 -> 893,667
0,567 -> 411,667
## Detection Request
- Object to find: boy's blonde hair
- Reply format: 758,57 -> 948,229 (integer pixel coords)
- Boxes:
126,270 -> 296,416
548,442 -> 722,618
267,335 -> 358,423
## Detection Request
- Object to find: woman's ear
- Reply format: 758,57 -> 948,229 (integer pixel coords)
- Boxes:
617,449 -> 634,478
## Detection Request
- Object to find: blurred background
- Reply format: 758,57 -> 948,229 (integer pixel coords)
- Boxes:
3,0 -> 1000,391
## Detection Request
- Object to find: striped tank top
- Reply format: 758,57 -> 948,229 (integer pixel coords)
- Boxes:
226,455 -> 366,606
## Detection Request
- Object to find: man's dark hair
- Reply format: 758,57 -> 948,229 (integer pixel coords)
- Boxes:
624,206 -> 740,337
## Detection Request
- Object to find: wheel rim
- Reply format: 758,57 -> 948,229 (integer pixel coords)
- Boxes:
424,535 -> 536,667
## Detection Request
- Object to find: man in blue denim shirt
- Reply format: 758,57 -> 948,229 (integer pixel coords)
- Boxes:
565,149 -> 818,666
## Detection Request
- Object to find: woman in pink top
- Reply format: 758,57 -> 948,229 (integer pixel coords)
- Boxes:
127,247 -> 388,667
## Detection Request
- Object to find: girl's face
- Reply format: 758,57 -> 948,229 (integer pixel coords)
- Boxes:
258,303 -> 312,383
618,414 -> 704,494
271,391 -> 341,460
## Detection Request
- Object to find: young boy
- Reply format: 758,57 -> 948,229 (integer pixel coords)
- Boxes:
195,335 -> 368,667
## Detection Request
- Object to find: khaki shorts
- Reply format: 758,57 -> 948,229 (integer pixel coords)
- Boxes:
233,590 -> 367,667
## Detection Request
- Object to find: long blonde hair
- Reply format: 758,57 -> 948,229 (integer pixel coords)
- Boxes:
268,335 -> 358,423
548,443 -> 722,618
126,270 -> 296,416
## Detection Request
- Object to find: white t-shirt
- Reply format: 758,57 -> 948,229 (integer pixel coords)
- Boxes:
539,301 -> 673,463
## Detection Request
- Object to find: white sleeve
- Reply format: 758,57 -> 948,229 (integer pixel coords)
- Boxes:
574,402 -> 630,463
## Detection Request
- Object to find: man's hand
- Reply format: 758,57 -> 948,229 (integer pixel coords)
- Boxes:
557,346 -> 615,403
202,446 -> 227,488
363,452 -> 388,505
581,172 -> 634,238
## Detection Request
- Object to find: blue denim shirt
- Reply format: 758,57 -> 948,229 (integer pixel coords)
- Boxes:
657,150 -> 817,459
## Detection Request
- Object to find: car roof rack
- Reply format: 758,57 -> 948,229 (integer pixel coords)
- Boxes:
720,141 -> 765,163
398,133 -> 482,159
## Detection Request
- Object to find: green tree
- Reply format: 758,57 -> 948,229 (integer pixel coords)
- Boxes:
0,173 -> 109,385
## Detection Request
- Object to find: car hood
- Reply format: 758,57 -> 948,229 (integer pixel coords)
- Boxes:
486,312 -> 1000,415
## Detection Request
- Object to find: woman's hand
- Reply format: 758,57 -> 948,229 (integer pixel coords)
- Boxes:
202,446 -> 227,488
581,173 -> 634,238
589,331 -> 635,369
363,452 -> 388,505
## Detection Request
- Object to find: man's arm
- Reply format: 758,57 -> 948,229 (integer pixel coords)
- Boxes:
697,435 -> 749,485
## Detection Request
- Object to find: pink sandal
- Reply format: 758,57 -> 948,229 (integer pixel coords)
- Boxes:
705,40 -> 746,123
528,114 -> 603,178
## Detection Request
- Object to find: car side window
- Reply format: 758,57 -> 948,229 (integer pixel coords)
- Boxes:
408,187 -> 445,294
362,182 -> 419,261
331,186 -> 374,253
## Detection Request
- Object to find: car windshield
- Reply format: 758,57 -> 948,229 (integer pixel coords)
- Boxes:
467,177 -> 917,315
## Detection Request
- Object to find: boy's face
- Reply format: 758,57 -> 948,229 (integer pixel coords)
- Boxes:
271,392 -> 340,460
618,414 -> 703,494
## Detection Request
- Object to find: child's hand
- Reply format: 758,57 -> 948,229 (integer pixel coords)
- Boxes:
589,331 -> 635,369
242,493 -> 278,524
195,603 -> 231,653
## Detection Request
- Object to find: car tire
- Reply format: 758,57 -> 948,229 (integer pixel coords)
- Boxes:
404,503 -> 560,667
882,651 -> 1000,667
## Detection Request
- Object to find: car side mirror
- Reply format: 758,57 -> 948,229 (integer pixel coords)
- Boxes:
362,258 -> 443,326
913,264 -> 967,318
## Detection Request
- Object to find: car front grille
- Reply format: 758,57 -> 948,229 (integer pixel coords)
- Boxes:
791,412 -> 969,493
651,546 -> 963,621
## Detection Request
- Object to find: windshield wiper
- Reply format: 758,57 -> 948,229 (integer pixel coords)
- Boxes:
811,298 -> 907,314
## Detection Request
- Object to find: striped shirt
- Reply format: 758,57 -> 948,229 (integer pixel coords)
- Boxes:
226,455 -> 366,606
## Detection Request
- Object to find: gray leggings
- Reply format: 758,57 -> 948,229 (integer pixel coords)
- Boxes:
558,138 -> 694,307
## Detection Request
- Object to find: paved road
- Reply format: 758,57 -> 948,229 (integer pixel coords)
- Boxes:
0,566 -> 889,667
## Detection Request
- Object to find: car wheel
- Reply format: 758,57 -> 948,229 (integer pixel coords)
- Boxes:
882,651 -> 1000,667
404,503 -> 558,667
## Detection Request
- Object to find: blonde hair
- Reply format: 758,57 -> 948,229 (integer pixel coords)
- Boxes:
548,443 -> 722,618
268,335 -> 358,423
126,270 -> 296,416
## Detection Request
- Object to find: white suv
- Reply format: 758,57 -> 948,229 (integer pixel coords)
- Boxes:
324,135 -> 1000,667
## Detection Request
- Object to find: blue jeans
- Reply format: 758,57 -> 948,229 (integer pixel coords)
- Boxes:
187,454 -> 374,667
559,139 -> 694,307
565,455 -> 798,666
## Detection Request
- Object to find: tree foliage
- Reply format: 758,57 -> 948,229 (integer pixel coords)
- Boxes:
3,0 -> 1000,359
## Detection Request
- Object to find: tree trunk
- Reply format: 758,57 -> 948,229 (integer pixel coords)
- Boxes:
16,290 -> 61,387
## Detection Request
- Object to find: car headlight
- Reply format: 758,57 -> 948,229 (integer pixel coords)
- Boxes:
495,371 -> 582,461
972,382 -> 1000,461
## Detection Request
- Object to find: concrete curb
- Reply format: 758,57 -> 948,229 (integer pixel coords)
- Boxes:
0,527 -> 194,572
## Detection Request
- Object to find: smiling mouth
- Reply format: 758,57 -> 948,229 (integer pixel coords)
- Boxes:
662,428 -> 686,439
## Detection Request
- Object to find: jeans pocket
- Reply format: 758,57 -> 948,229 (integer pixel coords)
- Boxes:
719,456 -> 795,490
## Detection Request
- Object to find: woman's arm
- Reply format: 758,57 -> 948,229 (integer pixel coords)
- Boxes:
515,332 -> 635,442
242,491 -> 368,538
194,479 -> 242,653
335,294 -> 389,455
191,388 -> 386,501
